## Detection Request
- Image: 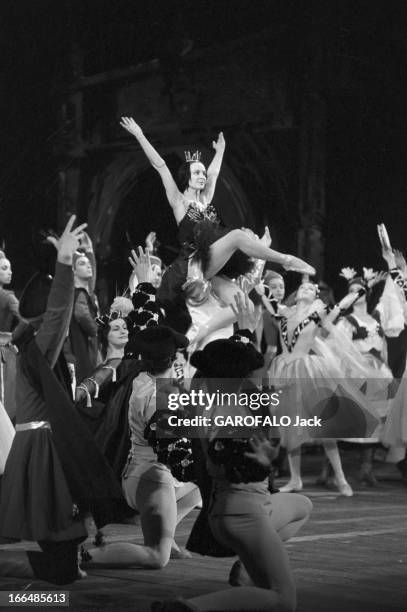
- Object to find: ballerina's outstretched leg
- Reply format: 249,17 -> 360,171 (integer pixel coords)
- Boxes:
205,229 -> 315,279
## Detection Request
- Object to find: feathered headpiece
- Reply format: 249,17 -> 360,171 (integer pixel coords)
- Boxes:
109,296 -> 134,317
339,267 -> 377,287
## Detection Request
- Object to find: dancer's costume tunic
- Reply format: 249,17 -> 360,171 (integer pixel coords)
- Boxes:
0,263 -> 129,543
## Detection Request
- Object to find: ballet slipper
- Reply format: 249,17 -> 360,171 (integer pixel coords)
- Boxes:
359,463 -> 379,487
283,257 -> 316,276
170,546 -> 192,560
278,480 -> 303,493
330,477 -> 353,497
77,564 -> 87,579
151,598 -> 199,612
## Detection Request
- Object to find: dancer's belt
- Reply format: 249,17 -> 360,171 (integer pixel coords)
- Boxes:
16,421 -> 51,432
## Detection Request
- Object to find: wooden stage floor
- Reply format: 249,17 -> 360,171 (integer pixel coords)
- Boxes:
1,451 -> 406,611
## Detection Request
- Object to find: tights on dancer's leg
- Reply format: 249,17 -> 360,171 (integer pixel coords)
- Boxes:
84,476 -> 199,569
269,493 -> 312,541
206,230 -> 298,279
187,512 -> 297,611
279,448 -> 302,491
281,442 -> 351,494
175,482 -> 201,525
323,441 -> 348,485
229,492 -> 312,589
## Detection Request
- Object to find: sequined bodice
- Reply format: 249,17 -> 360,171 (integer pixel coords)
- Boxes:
178,201 -> 219,246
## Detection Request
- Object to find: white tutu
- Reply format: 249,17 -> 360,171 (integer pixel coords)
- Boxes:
268,324 -> 381,451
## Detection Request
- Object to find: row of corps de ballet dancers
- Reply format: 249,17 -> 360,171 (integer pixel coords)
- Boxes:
0,117 -> 406,612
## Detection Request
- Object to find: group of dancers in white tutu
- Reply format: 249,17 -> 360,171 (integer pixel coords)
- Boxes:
0,117 -> 406,611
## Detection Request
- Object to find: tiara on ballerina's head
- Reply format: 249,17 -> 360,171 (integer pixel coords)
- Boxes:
184,150 -> 201,163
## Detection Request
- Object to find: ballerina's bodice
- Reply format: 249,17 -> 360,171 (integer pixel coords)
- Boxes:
177,200 -> 219,248
277,311 -> 321,360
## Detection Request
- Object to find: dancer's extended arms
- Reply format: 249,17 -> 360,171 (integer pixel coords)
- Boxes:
40,216 -> 88,367
127,246 -> 154,294
320,291 -> 365,331
120,117 -> 183,218
202,132 -> 225,203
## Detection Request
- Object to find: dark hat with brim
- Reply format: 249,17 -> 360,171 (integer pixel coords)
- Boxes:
191,338 -> 263,378
19,272 -> 53,319
125,325 -> 188,361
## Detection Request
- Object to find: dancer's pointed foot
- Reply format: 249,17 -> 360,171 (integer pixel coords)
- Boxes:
170,543 -> 192,560
283,256 -> 316,276
279,479 -> 303,493
359,463 -> 379,487
77,564 -> 87,579
315,467 -> 330,486
331,477 -> 353,497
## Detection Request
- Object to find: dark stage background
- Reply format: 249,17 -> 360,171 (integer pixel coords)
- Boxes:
1,0 -> 407,304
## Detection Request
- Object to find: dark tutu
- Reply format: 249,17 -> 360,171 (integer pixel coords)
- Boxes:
193,217 -> 221,274
159,213 -> 254,313
192,219 -> 254,278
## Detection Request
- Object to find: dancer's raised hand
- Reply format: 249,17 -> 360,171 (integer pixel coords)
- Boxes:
120,117 -> 143,138
145,231 -> 157,252
128,246 -> 154,284
231,291 -> 259,332
366,270 -> 387,288
394,249 -> 407,276
78,231 -> 93,253
260,225 -> 272,248
381,246 -> 396,269
244,435 -> 278,466
46,215 -> 88,265
212,131 -> 225,152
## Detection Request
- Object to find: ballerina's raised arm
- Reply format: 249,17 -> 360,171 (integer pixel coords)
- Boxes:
201,131 -> 225,203
120,117 -> 184,220
120,117 -> 224,223
120,116 -> 315,277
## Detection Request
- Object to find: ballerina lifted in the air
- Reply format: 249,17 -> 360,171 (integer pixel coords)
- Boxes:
120,117 -> 315,312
